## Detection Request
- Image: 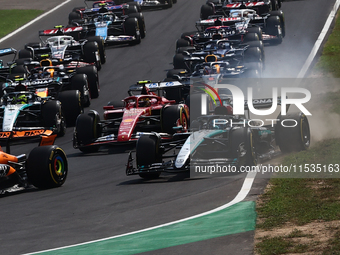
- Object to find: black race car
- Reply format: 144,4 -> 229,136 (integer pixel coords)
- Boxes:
201,0 -> 282,19
17,26 -> 105,71
126,96 -> 310,179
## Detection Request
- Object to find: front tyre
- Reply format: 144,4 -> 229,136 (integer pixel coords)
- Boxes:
26,145 -> 68,189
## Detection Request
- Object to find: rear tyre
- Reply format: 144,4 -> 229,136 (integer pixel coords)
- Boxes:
18,49 -> 32,59
275,113 -> 310,153
247,27 -> 263,41
230,127 -> 257,167
244,47 -> 262,63
75,111 -> 100,153
243,32 -> 259,43
71,74 -> 90,107
41,100 -> 66,137
176,38 -> 191,49
68,11 -> 81,24
124,18 -> 141,45
200,4 -> 214,20
83,41 -> 101,71
58,90 -> 83,127
161,105 -> 188,134
136,134 -> 162,179
26,145 -> 68,189
266,16 -> 283,44
173,53 -> 187,70
76,66 -> 99,99
87,36 -> 106,64
128,13 -> 146,39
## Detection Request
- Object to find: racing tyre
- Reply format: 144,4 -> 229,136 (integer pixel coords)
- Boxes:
270,10 -> 285,37
230,127 -> 257,167
128,2 -> 142,12
18,49 -> 32,59
75,111 -> 100,153
76,65 -> 99,99
127,4 -> 139,14
41,100 -> 66,137
200,4 -> 214,20
124,18 -> 141,45
271,0 -> 279,10
246,41 -> 265,63
161,105 -> 188,134
83,41 -> 101,71
58,90 -> 83,127
244,47 -> 262,63
173,53 -> 187,70
176,39 -> 191,49
71,74 -> 90,107
128,13 -> 146,39
87,36 -> 106,64
69,11 -> 81,24
72,7 -> 84,12
161,0 -> 173,9
243,32 -> 259,43
275,113 -> 310,153
136,134 -> 162,179
266,16 -> 283,44
180,31 -> 197,39
247,27 -> 263,41
26,145 -> 68,189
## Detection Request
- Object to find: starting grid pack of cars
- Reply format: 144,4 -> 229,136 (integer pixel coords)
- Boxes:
0,0 -> 310,193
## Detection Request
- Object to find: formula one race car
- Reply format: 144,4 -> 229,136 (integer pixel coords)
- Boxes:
126,97 -> 310,179
1,77 -> 82,127
0,91 -> 67,140
4,58 -> 99,107
0,142 -> 68,194
114,0 -> 177,10
201,0 -> 282,19
0,48 -> 18,82
194,9 -> 285,44
73,80 -> 189,152
172,39 -> 263,78
17,26 -> 105,71
69,1 -> 146,41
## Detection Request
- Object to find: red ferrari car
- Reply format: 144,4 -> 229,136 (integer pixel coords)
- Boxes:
73,81 -> 189,152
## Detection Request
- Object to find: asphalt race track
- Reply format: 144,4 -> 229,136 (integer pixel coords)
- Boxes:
0,0 -> 337,254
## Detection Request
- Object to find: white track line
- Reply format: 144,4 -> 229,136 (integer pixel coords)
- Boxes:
297,0 -> 340,78
25,171 -> 257,254
0,0 -> 72,44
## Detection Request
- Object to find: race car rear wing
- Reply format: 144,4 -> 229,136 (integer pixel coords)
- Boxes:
0,48 -> 17,58
0,129 -> 57,153
128,80 -> 186,96
39,26 -> 83,36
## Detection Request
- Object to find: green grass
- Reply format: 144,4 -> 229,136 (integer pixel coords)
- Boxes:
256,10 -> 340,255
315,12 -> 340,77
0,10 -> 43,38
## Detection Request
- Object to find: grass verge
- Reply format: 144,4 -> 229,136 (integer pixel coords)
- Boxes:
0,10 -> 43,38
255,11 -> 340,255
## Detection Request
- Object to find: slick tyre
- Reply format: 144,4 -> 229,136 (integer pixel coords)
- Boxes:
18,49 -> 32,59
41,100 -> 66,137
87,36 -> 106,64
83,41 -> 101,71
124,18 -> 141,45
136,134 -> 161,179
230,127 -> 257,167
266,16 -> 283,44
75,111 -> 100,153
26,145 -> 68,189
200,4 -> 214,20
173,53 -> 187,70
275,113 -> 311,153
161,105 -> 188,134
58,90 -> 83,127
128,13 -> 146,39
76,65 -> 99,99
71,74 -> 90,107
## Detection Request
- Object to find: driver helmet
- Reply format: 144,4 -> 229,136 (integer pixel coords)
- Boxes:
16,94 -> 28,104
138,97 -> 150,107
103,14 -> 111,21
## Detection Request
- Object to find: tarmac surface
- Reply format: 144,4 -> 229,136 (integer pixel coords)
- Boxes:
0,0 -> 65,10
